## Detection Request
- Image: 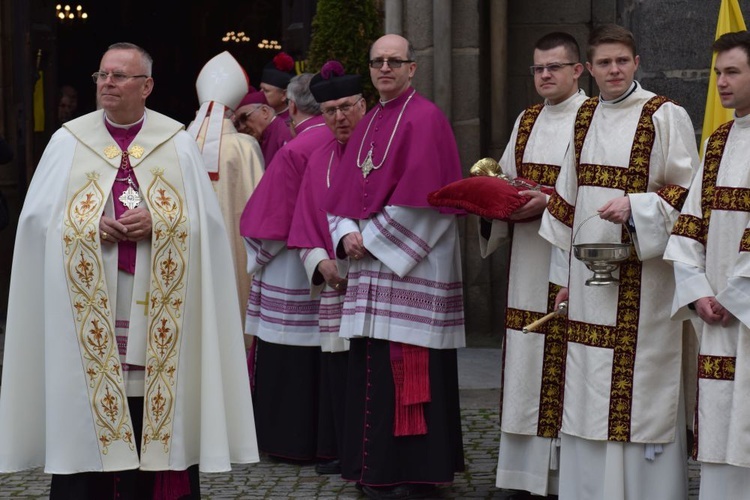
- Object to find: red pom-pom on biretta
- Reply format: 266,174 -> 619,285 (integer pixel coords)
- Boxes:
273,52 -> 295,72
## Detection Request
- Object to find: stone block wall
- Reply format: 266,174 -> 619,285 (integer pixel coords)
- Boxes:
394,0 -> 750,344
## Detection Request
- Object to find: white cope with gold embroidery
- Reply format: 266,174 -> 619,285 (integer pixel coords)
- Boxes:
0,109 -> 259,474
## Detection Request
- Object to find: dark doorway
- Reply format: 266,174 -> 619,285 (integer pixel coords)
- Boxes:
55,0 -> 285,125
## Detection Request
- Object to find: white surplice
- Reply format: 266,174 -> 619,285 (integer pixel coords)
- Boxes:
480,90 -> 587,496
0,109 -> 259,474
244,239 -> 321,346
329,206 -> 465,349
664,113 -> 750,496
539,83 -> 698,499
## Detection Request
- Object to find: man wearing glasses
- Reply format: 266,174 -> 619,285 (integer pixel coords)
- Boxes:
234,90 -> 292,166
287,61 -> 367,476
239,73 -> 332,464
0,42 -> 259,498
540,25 -> 698,499
325,34 -> 465,499
479,32 -> 587,499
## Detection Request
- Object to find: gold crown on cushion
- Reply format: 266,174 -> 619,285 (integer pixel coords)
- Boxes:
196,51 -> 249,110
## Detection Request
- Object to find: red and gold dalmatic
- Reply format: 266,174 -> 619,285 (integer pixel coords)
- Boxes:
666,114 -> 750,471
479,90 -> 587,496
540,84 -> 696,446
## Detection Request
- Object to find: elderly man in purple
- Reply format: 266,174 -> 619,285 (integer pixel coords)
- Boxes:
239,73 -> 332,462
325,34 -> 466,499
288,61 -> 367,476
234,90 -> 291,166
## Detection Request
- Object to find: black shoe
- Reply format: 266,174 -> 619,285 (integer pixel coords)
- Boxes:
361,483 -> 437,500
315,459 -> 341,475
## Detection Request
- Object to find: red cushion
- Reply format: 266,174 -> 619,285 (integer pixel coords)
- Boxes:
428,176 -> 550,222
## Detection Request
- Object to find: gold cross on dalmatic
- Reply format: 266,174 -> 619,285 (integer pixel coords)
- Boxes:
136,292 -> 150,316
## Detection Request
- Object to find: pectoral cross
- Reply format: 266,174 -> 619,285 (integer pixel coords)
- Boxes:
360,148 -> 375,178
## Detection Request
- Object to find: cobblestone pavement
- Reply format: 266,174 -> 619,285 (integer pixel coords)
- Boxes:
0,393 -> 701,499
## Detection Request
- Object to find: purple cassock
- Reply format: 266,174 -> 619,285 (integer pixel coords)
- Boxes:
324,87 -> 463,219
276,107 -> 290,122
259,115 -> 293,167
238,113 -> 333,462
323,87 -> 467,488
287,137 -> 348,463
287,136 -> 342,257
241,114 -> 330,240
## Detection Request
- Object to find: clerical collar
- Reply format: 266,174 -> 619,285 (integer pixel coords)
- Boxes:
294,115 -> 315,130
104,111 -> 146,129
545,89 -> 585,109
734,111 -> 750,128
379,87 -> 414,107
600,81 -> 638,104
276,106 -> 289,116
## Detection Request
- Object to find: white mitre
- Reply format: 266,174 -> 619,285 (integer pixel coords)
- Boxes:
186,51 -> 249,177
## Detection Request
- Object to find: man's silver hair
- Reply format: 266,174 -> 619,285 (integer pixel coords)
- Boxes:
106,42 -> 153,76
286,73 -> 321,115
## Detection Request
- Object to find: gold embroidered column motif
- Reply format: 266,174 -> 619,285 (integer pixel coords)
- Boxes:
537,283 -> 566,437
671,121 -> 733,247
567,96 -> 670,442
142,168 -> 189,456
63,171 -> 134,455
514,104 -> 562,187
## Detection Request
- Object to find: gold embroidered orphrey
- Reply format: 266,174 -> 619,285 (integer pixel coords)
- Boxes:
142,167 -> 189,454
64,163 -> 189,460
63,170 -> 135,455
563,95 -> 671,442
503,283 -> 566,437
671,120 -> 733,247
500,103 -> 566,437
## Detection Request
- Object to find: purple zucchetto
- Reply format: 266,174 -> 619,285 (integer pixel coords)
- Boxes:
309,60 -> 362,103
235,90 -> 267,111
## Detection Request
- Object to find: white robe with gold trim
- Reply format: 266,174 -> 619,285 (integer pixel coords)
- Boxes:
480,90 -> 587,496
539,84 -> 697,499
0,109 -> 259,474
665,114 -> 750,494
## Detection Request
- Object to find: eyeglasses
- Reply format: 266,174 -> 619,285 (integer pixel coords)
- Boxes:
92,71 -> 149,84
369,58 -> 414,69
235,107 -> 262,125
529,63 -> 577,76
529,62 -> 577,76
321,97 -> 363,117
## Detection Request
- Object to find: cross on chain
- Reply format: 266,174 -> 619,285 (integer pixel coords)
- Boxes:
117,151 -> 142,210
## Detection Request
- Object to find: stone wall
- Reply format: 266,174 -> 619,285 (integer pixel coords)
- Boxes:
396,0 -> 750,345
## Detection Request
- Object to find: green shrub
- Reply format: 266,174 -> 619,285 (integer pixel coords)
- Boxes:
307,0 -> 383,105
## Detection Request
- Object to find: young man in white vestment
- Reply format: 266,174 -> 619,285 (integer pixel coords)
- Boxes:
479,32 -> 587,499
538,25 -> 699,500
664,30 -> 750,499
0,42 -> 259,499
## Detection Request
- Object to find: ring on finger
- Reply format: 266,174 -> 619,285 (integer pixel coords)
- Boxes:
101,231 -> 108,240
